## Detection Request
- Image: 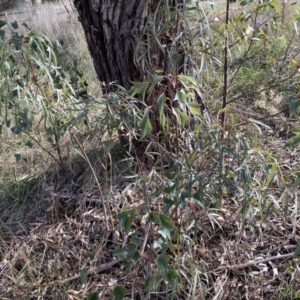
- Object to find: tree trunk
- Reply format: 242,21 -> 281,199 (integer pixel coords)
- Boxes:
73,0 -> 184,90
73,1 -> 211,167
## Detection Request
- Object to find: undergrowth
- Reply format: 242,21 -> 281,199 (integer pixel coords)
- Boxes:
0,0 -> 300,299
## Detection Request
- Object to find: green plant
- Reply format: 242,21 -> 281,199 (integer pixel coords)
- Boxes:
0,20 -> 93,167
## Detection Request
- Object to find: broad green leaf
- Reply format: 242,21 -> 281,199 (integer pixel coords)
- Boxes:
289,100 -> 300,118
47,137 -> 54,144
14,153 -> 21,162
0,29 -> 5,40
241,0 -> 253,5
174,89 -> 189,105
293,239 -> 300,258
138,107 -> 152,139
148,74 -> 163,95
155,254 -> 169,276
188,103 -> 201,116
167,269 -> 179,280
11,125 -> 22,134
130,81 -> 149,101
149,212 -> 160,224
79,270 -> 87,284
0,20 -> 6,28
123,215 -> 132,234
145,276 -> 157,291
87,292 -> 99,300
270,0 -> 280,13
157,93 -> 167,121
286,135 -> 300,147
153,238 -> 164,249
293,172 -> 300,187
158,228 -> 171,240
159,214 -> 174,229
171,54 -> 183,68
11,21 -> 18,29
131,235 -> 142,247
114,247 -> 128,260
112,286 -> 126,300
127,247 -> 139,262
25,140 -> 33,148
172,108 -> 191,128
103,139 -> 114,152
178,75 -> 198,90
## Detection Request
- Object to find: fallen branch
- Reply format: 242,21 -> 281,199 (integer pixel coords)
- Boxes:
18,259 -> 122,288
58,259 -> 121,285
228,253 -> 294,270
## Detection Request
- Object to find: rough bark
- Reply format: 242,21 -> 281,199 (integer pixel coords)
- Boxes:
73,0 -> 183,90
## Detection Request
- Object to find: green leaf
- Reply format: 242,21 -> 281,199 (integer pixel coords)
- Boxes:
0,20 -> 6,28
171,54 -> 183,68
87,292 -> 99,300
289,100 -> 300,118
114,247 -> 128,260
241,0 -> 253,5
157,93 -> 167,120
47,137 -> 54,144
131,235 -> 142,247
103,139 -> 114,152
286,135 -> 300,147
119,210 -> 137,234
11,125 -> 22,134
79,270 -> 87,284
159,214 -> 173,229
293,239 -> 300,258
130,81 -> 149,101
14,153 -> 21,162
148,212 -> 160,224
270,0 -> 280,13
25,140 -> 33,148
155,254 -> 169,276
145,276 -> 158,291
0,29 -> 5,40
85,252 -> 95,260
148,74 -> 163,96
178,75 -> 198,90
112,286 -> 126,300
188,103 -> 201,116
167,269 -> 179,280
292,172 -> 300,187
138,107 -> 152,139
123,215 -> 132,234
158,228 -> 171,240
127,246 -> 139,262
11,21 -> 18,29
172,108 -> 191,128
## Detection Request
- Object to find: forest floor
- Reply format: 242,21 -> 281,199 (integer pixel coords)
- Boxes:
0,1 -> 300,300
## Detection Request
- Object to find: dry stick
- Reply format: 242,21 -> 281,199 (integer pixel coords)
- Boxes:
22,259 -> 122,288
140,223 -> 151,256
227,253 -> 294,270
71,133 -> 112,230
220,0 -> 230,128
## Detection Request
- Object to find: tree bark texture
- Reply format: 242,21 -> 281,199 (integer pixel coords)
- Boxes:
73,0 -> 184,90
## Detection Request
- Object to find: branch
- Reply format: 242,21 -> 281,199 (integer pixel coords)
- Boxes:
228,253 -> 294,270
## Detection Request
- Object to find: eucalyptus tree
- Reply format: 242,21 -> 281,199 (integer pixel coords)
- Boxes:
73,0 -> 187,89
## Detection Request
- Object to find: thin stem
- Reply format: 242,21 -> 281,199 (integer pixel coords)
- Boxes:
221,0 -> 230,128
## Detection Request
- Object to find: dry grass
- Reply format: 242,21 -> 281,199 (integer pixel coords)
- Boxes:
1,0 -> 98,92
1,1 -> 300,300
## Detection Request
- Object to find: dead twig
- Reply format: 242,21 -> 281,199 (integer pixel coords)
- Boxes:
71,132 -> 112,230
227,253 -> 294,270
